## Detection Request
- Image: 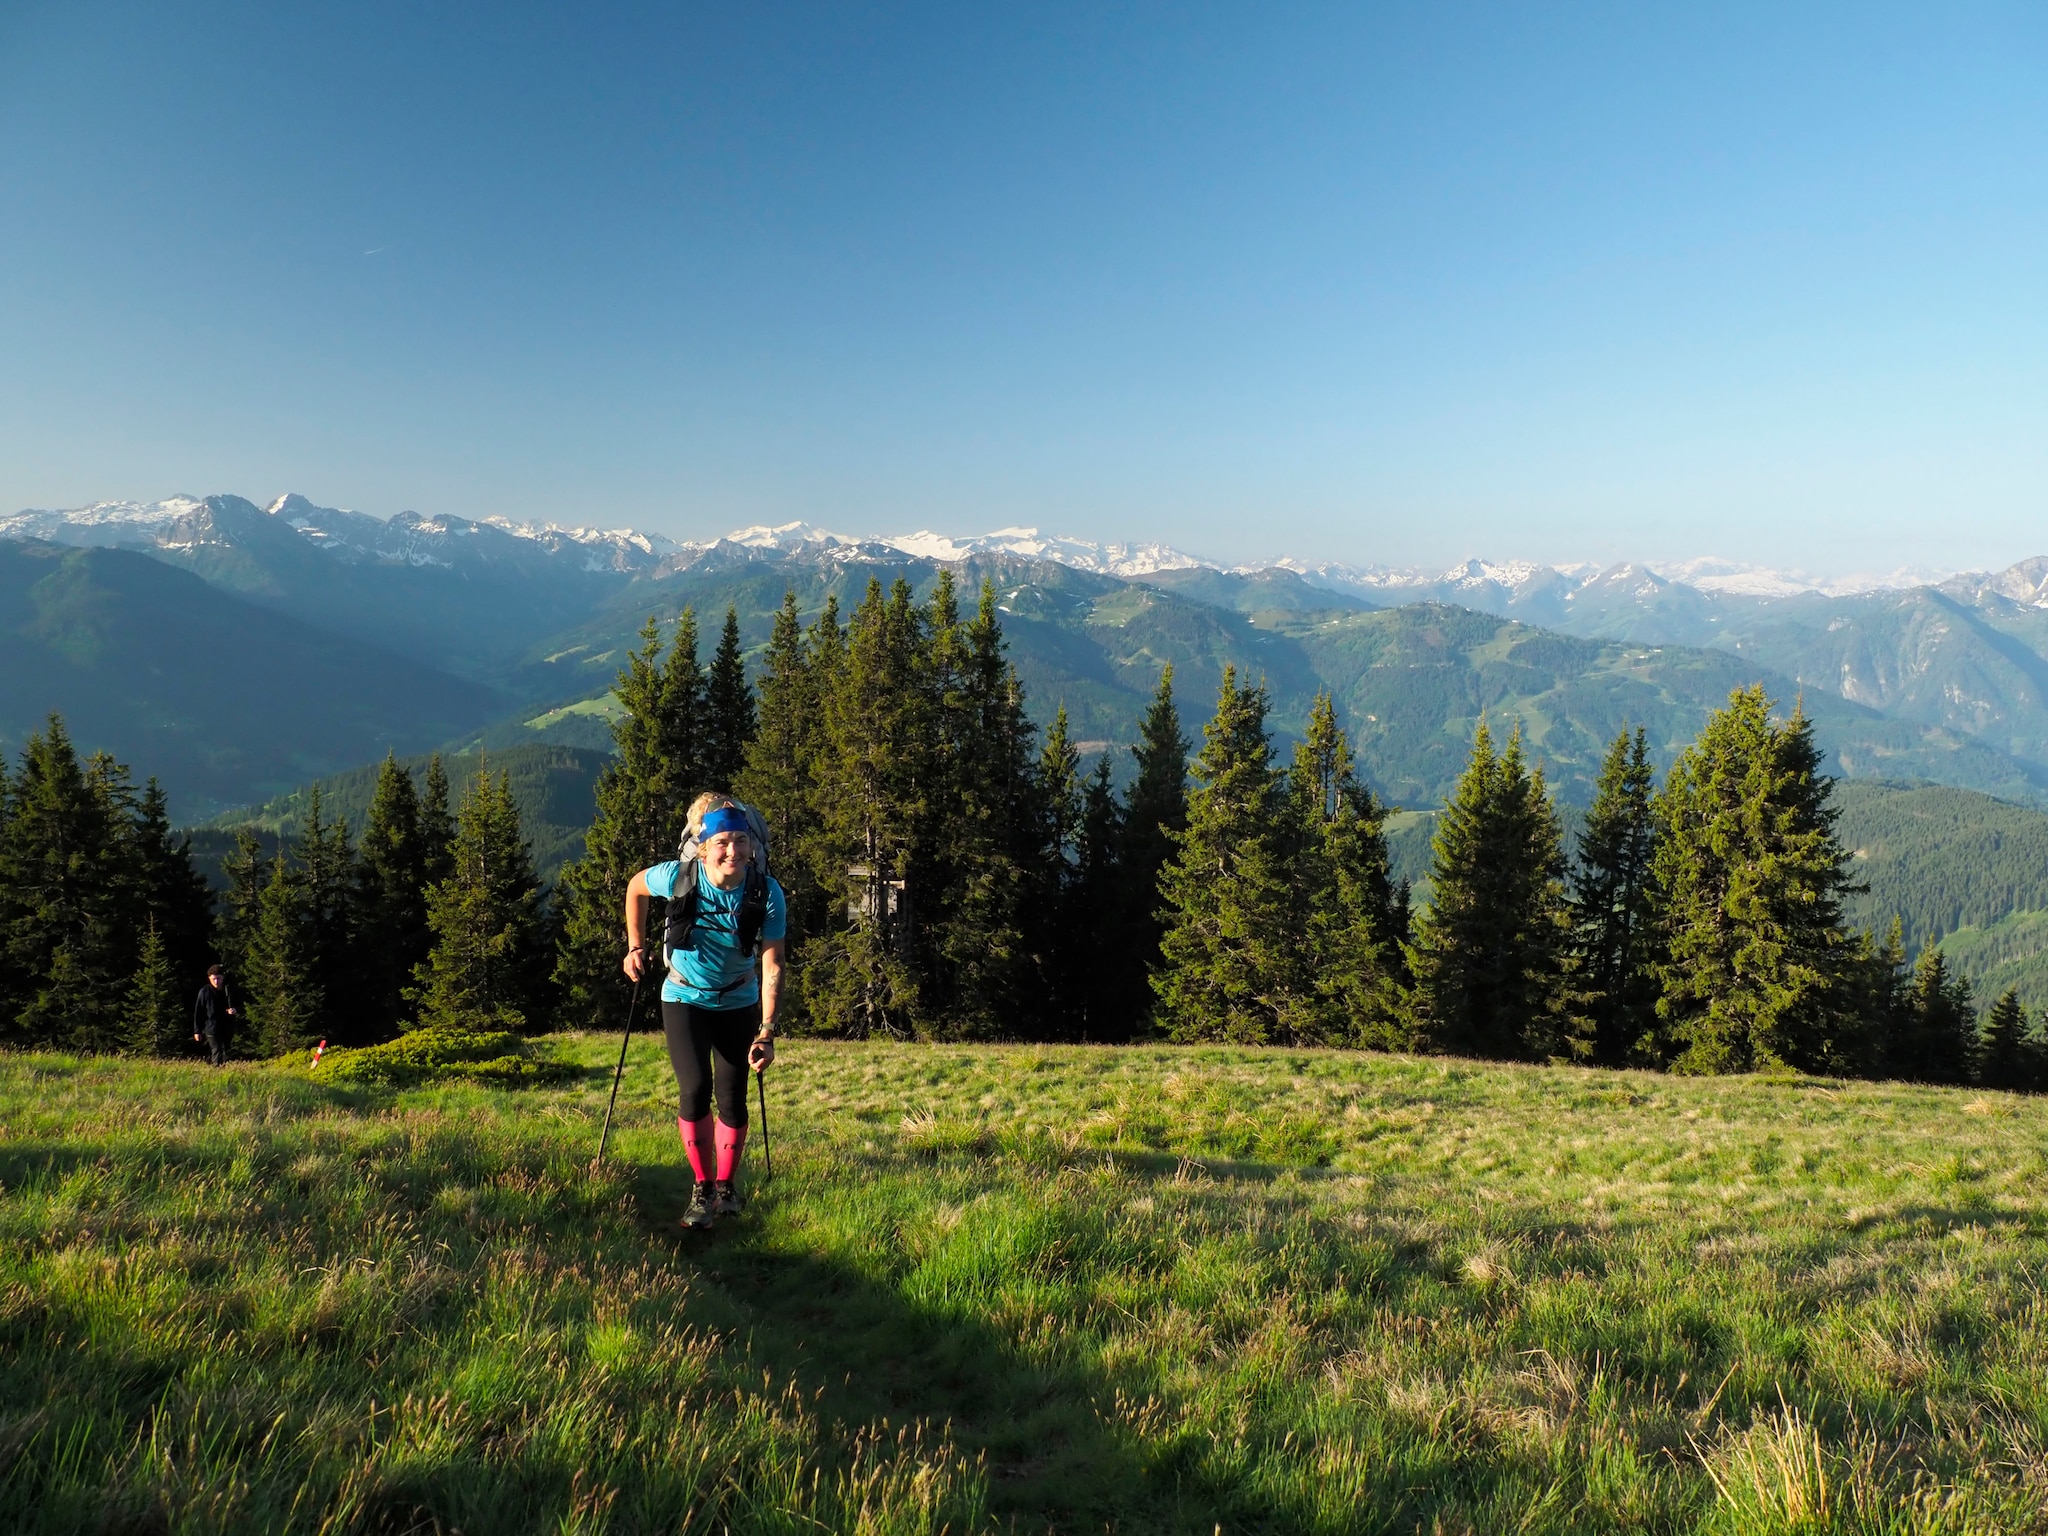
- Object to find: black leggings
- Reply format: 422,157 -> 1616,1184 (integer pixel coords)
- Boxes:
661,999 -> 757,1126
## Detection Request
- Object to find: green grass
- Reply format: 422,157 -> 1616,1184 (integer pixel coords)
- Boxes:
6,1040 -> 2048,1533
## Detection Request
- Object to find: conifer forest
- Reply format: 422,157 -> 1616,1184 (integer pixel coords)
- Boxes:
3,576 -> 2042,1091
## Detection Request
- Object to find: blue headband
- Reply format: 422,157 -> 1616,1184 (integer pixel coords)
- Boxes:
700,808 -> 751,839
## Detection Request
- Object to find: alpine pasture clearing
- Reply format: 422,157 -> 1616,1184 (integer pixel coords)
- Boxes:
5,1040 -> 2048,1534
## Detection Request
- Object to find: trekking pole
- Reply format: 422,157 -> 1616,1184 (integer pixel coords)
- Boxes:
595,960 -> 647,1167
754,1066 -> 773,1181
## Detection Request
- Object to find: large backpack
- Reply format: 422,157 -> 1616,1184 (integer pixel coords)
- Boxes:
662,802 -> 773,987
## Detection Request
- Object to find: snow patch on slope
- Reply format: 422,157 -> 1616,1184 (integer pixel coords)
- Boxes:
0,496 -> 209,546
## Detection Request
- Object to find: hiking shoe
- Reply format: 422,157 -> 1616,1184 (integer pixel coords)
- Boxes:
711,1179 -> 743,1217
682,1180 -> 716,1230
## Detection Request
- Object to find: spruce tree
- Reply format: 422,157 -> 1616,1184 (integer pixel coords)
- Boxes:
82,750 -> 163,1052
925,577 -> 1043,1038
739,592 -> 816,854
420,755 -> 456,888
121,917 -> 180,1057
737,591 -> 829,1022
1282,694 -> 1410,1048
245,853 -> 322,1055
659,607 -> 707,809
1892,946 -> 1976,1085
1036,705 -> 1084,1037
413,766 -> 553,1034
356,754 -> 433,1037
1651,687 -> 1861,1074
132,778 -> 215,1006
40,946 -> 112,1053
1125,668 -> 1188,918
806,578 -> 930,1036
1978,988 -> 2035,1091
1856,918 -> 1912,1079
294,785 -> 359,1041
1066,755 -> 1128,1040
1153,667 -> 1295,1043
552,616 -> 684,1029
215,827 -> 269,993
1573,728 -> 1660,1065
1097,671 -> 1196,1040
0,717 -> 126,1049
703,605 -> 757,793
1411,721 -> 1578,1062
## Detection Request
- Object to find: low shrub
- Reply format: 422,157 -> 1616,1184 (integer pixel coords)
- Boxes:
317,1025 -> 580,1088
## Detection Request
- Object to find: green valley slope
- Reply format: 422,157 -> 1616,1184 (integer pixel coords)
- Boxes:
193,743 -> 610,884
0,540 -> 503,818
507,550 -> 2048,810
1834,780 -> 2048,1011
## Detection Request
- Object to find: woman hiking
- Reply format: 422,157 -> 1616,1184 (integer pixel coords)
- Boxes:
623,794 -> 786,1229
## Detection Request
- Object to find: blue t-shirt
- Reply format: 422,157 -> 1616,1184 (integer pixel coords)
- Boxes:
644,860 -> 787,1009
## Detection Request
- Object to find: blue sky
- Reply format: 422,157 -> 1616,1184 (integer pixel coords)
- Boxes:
2,2 -> 2042,573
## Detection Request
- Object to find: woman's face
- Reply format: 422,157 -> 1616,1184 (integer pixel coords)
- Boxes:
702,830 -> 751,887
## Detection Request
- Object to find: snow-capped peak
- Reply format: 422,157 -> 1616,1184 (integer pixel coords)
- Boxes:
876,527 -> 1208,576
1439,557 -> 1600,590
0,495 -> 209,545
1645,557 -> 1942,599
722,521 -> 852,552
0,489 -> 1981,606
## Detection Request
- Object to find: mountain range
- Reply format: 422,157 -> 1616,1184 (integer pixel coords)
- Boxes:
21,488 -> 2048,1007
12,491 -> 2048,818
0,539 -> 497,813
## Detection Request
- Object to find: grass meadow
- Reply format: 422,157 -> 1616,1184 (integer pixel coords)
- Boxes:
5,1037 -> 2048,1534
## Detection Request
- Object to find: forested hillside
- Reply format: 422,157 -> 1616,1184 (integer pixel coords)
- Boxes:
1828,780 -> 2048,1016
1834,780 -> 2048,945
194,744 -> 609,883
0,540 -> 501,817
1940,913 -> 2048,1015
505,551 -> 2048,810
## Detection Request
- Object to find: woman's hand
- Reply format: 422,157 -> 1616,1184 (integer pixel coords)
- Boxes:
748,1033 -> 776,1071
622,946 -> 650,982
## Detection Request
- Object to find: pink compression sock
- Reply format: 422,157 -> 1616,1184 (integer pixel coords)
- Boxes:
678,1116 -> 713,1181
715,1119 -> 747,1182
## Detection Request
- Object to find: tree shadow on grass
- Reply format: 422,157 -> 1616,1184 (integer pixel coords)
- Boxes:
1845,1201 -> 2048,1238
1,1071 -> 1790,1535
623,1153 -> 1420,1536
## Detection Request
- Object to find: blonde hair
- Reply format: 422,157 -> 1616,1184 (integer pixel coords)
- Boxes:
686,793 -> 739,841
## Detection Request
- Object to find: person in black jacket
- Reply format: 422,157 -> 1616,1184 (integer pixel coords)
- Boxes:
192,964 -> 239,1066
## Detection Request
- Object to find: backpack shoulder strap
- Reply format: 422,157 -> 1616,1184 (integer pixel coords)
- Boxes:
736,865 -> 770,957
662,859 -> 704,969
